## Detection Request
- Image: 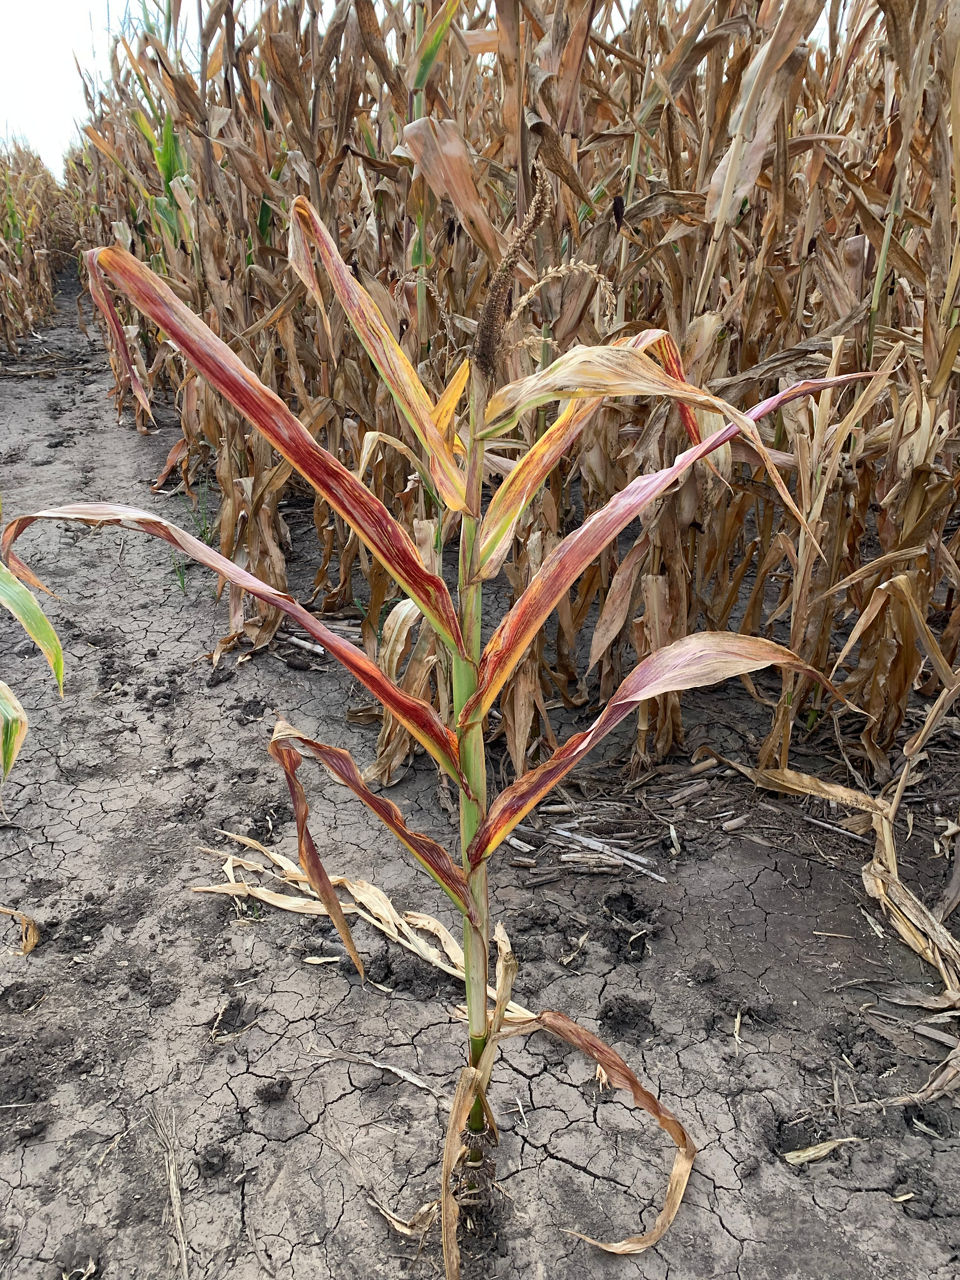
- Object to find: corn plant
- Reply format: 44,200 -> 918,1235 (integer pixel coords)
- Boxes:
2,200 -> 848,1271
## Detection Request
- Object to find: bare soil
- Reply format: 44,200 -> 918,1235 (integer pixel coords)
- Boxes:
1,280 -> 957,1280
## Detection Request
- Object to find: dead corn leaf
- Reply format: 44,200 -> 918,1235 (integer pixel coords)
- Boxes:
0,905 -> 39,955
783,1137 -> 863,1166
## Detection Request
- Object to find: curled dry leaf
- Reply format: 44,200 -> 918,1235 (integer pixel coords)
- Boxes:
497,1008 -> 696,1254
268,721 -> 478,922
783,1137 -> 863,1166
0,905 -> 39,956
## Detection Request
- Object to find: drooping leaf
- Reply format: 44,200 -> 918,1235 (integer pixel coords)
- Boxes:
482,343 -> 824,550
85,247 -> 466,655
400,119 -> 515,273
477,332 -> 675,578
0,682 -> 28,782
288,196 -> 468,512
267,727 -> 365,978
84,249 -> 151,418
481,344 -> 747,438
468,633 -> 840,863
0,559 -> 63,691
1,505 -> 464,786
269,723 -> 478,921
498,1008 -> 696,1254
462,428 -> 739,724
0,904 -> 39,955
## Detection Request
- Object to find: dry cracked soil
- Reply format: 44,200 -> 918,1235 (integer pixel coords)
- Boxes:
0,278 -> 958,1280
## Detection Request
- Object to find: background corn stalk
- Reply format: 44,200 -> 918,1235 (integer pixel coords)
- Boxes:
61,0 -> 960,796
0,145 -> 74,348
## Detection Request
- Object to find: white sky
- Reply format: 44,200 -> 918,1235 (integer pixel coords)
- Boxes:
0,1 -> 124,178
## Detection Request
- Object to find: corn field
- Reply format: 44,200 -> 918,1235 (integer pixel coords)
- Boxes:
0,145 -> 74,348
55,1 -> 956,794
3,1 -> 960,1271
1,0 -> 955,961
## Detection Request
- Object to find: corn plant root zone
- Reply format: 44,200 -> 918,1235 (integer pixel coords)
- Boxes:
1,284 -> 957,1280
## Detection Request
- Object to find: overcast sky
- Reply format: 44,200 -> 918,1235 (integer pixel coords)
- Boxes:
0,2 -> 125,177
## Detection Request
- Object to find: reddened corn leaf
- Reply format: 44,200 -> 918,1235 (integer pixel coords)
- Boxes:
481,344 -> 820,548
84,249 -> 151,418
477,332 -> 674,579
745,372 -> 870,421
267,728 -> 365,977
481,344 -> 744,438
499,1009 -> 695,1253
462,428 -> 738,725
468,633 -> 839,864
85,247 -> 466,656
1,505 -> 464,786
288,197 -> 469,512
269,724 -> 479,922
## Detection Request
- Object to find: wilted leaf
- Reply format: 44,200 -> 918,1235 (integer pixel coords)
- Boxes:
0,560 -> 64,691
0,681 -> 28,782
497,1008 -> 696,1254
464,429 -> 738,723
85,246 -> 467,653
268,721 -> 478,920
470,634 -> 840,863
288,197 -> 468,513
1,505 -> 463,785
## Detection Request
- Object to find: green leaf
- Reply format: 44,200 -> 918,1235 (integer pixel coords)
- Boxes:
0,681 -> 28,781
412,0 -> 461,92
0,560 -> 63,691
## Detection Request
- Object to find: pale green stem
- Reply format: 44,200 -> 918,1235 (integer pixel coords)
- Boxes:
455,382 -> 488,1143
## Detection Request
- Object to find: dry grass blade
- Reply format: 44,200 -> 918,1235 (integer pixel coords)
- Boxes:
145,1104 -> 190,1280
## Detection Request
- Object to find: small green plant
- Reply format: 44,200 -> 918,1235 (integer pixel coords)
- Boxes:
2,205 -> 851,1274
178,469 -> 215,545
170,551 -> 187,594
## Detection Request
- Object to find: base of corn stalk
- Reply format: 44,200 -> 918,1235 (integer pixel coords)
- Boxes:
452,1124 -> 498,1205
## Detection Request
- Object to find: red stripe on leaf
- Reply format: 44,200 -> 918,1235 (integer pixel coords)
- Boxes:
270,724 -> 478,922
463,426 -> 738,725
289,197 -> 468,513
1,505 -> 464,785
89,245 -> 466,656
